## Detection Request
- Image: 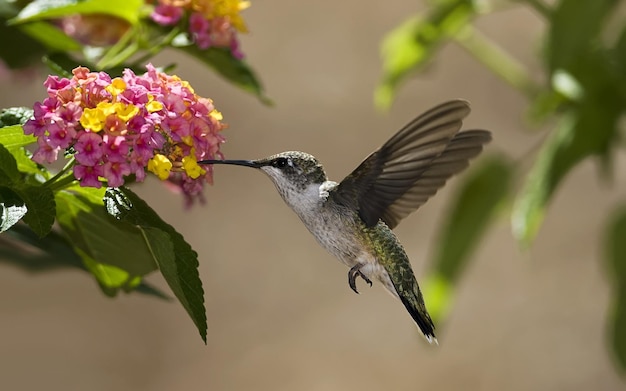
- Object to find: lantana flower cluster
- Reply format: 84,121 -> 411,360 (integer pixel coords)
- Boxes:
151,0 -> 250,59
23,64 -> 226,201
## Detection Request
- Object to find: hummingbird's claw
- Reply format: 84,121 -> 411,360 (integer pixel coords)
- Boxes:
348,264 -> 372,294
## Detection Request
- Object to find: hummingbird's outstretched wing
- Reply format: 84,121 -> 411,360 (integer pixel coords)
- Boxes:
331,100 -> 491,229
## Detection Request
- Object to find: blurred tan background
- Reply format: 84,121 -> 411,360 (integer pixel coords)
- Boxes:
1,1 -> 625,390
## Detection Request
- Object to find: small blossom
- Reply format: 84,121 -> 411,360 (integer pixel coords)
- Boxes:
32,137 -> 60,164
74,164 -> 104,188
74,131 -> 104,166
103,160 -> 131,187
103,134 -> 129,162
182,154 -> 206,179
106,78 -> 127,96
148,154 -> 173,180
114,102 -> 139,121
146,99 -> 163,113
80,107 -> 106,131
151,4 -> 184,25
46,122 -> 76,149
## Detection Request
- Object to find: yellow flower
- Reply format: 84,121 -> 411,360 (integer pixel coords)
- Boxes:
182,155 -> 206,179
80,107 -> 106,132
114,103 -> 139,121
209,109 -> 223,120
96,101 -> 117,116
146,100 -> 163,113
106,78 -> 126,96
181,135 -> 194,146
195,0 -> 250,32
147,154 -> 173,180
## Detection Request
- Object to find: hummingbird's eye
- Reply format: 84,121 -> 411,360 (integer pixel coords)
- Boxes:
273,157 -> 290,168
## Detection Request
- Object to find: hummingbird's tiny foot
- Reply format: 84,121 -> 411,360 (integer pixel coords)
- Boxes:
348,265 -> 360,294
348,264 -> 372,294
362,273 -> 373,287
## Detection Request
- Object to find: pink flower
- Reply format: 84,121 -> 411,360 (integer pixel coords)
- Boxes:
54,101 -> 81,123
102,134 -> 129,162
44,76 -> 71,96
189,12 -> 211,49
74,131 -> 104,166
74,164 -> 104,188
46,122 -> 76,149
151,4 -> 184,25
23,115 -> 48,138
32,137 -> 60,164
102,161 -> 130,187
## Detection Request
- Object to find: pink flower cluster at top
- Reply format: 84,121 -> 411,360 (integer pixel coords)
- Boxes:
23,64 -> 226,202
150,0 -> 250,59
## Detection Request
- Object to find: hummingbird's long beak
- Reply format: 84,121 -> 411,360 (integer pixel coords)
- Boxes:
197,159 -> 262,168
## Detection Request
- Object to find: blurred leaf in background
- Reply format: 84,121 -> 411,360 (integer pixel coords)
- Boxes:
424,155 -> 513,322
606,207 -> 626,372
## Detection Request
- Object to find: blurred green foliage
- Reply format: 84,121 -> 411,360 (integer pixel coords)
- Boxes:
378,0 -> 626,373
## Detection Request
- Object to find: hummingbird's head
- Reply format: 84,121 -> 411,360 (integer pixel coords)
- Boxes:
256,151 -> 326,186
198,151 -> 328,208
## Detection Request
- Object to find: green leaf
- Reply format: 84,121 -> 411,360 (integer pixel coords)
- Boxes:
610,24 -> 626,102
14,184 -> 55,237
19,20 -> 81,52
423,156 -> 513,321
0,125 -> 37,149
104,187 -> 207,342
0,186 -> 27,233
376,0 -> 478,110
55,187 -> 159,290
0,107 -> 34,127
12,150 -> 42,178
0,223 -> 171,299
0,142 -> 54,236
0,123 -> 43,178
12,0 -> 143,25
547,0 -> 618,74
0,223 -> 83,270
0,143 -> 20,184
178,46 -> 272,105
605,206 -> 626,372
79,248 -> 133,296
512,96 -> 622,245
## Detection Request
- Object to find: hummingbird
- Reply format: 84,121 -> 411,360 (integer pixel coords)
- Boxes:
199,100 -> 491,344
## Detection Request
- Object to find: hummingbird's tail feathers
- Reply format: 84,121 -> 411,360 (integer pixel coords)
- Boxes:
398,291 -> 437,344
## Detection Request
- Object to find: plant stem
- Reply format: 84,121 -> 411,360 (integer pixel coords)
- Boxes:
46,174 -> 78,192
453,25 -> 542,100
132,26 -> 183,66
96,28 -> 140,69
43,157 -> 77,191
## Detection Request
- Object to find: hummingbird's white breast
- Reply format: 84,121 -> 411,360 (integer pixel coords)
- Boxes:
290,182 -> 371,267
